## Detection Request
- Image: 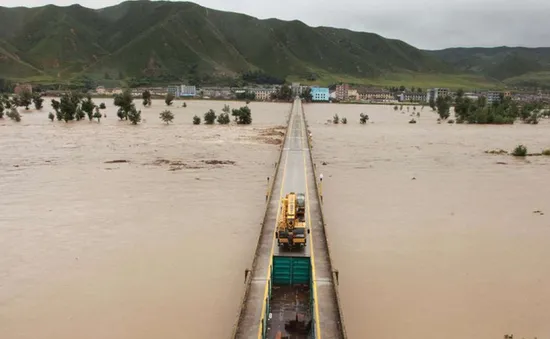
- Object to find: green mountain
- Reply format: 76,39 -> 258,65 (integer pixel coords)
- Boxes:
0,1 -> 459,88
0,1 -> 547,89
426,47 -> 550,88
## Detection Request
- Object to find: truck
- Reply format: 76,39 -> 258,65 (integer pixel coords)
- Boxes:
276,192 -> 308,249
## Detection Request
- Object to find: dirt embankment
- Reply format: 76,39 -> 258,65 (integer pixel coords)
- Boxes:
253,126 -> 286,145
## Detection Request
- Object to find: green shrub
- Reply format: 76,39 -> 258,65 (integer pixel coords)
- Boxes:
512,145 -> 527,157
204,109 -> 217,124
160,110 -> 174,124
217,113 -> 230,124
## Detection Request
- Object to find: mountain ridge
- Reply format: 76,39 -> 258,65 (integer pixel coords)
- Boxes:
0,1 -> 548,89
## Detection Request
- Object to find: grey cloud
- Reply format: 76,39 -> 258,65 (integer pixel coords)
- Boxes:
2,0 -> 549,49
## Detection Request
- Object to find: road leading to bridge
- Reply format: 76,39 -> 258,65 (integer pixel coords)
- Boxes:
233,98 -> 344,339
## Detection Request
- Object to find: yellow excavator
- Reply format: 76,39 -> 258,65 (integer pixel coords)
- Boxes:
276,192 -> 308,248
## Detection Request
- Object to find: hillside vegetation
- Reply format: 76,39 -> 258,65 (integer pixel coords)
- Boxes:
0,1 -> 547,89
427,47 -> 550,89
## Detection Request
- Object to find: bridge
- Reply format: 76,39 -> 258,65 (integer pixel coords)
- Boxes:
232,98 -> 346,339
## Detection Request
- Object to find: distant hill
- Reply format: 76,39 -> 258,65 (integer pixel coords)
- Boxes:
0,1 -> 547,89
426,47 -> 550,89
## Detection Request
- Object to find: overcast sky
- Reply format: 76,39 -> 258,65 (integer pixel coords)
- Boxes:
2,0 -> 549,50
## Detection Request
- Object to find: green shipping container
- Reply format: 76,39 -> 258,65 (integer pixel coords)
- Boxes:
272,256 -> 311,285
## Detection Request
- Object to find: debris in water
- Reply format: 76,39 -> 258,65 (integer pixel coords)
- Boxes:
485,149 -> 508,155
202,160 -> 236,165
104,160 -> 129,164
149,158 -> 235,171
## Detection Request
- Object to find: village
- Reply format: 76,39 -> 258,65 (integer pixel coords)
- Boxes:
89,83 -> 550,104
11,82 -> 550,105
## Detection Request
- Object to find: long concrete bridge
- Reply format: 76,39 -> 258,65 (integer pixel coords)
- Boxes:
231,98 -> 347,339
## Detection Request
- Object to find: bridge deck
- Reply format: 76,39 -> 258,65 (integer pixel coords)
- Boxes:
233,99 -> 343,339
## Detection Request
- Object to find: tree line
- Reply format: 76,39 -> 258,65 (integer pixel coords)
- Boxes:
192,104 -> 252,125
431,89 -> 547,124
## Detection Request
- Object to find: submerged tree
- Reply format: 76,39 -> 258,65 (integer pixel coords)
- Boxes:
32,93 -> 44,110
231,106 -> 252,124
271,85 -> 292,101
127,106 -> 141,125
192,115 -> 201,125
75,107 -> 85,121
222,104 -> 230,114
333,114 -> 340,124
59,92 -> 82,122
19,88 -> 32,110
300,87 -> 312,102
160,110 -> 174,124
217,113 -> 230,125
429,98 -> 436,111
436,95 -> 451,120
204,109 -> 217,124
2,94 -> 12,109
114,89 -> 134,120
165,92 -> 175,106
142,90 -> 152,106
81,95 -> 96,121
359,113 -> 369,124
7,107 -> 21,122
51,99 -> 62,121
512,144 -> 527,157
48,112 -> 54,121
93,107 -> 102,122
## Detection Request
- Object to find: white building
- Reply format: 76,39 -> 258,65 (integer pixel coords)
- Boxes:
179,85 -> 196,97
486,91 -> 502,104
464,92 -> 479,101
426,88 -> 449,102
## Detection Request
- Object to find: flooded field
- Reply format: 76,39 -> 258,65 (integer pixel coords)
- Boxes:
0,99 -> 289,339
304,103 -> 550,339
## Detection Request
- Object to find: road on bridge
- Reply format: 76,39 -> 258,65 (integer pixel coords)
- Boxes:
233,98 -> 344,339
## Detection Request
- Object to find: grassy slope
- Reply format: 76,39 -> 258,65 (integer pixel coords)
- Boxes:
2,1 -> 545,89
427,47 -> 550,87
290,72 -> 499,90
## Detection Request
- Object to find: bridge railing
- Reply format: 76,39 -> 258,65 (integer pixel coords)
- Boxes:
230,105 -> 293,339
301,100 -> 349,339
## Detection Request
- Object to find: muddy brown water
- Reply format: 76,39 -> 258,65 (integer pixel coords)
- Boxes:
0,99 -> 289,339
305,104 -> 550,339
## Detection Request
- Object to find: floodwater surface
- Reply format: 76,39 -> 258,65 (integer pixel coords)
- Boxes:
305,104 -> 550,339
0,99 -> 289,339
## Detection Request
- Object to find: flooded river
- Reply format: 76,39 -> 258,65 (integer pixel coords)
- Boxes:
0,99 -> 289,339
305,104 -> 550,339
